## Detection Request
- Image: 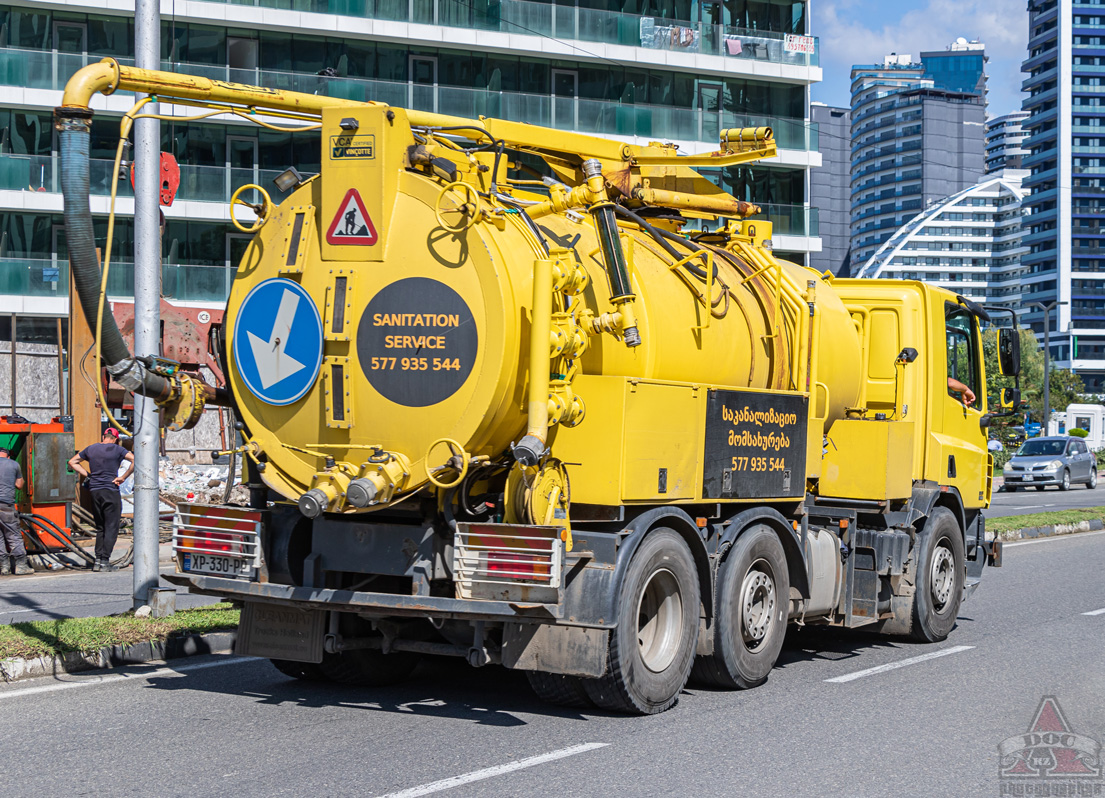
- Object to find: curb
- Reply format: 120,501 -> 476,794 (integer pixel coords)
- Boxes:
0,630 -> 237,683
995,518 -> 1105,542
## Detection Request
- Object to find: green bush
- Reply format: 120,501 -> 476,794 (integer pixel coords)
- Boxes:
1069,427 -> 1090,438
1095,448 -> 1105,467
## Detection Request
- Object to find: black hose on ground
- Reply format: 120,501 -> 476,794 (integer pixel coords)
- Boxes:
19,512 -> 96,566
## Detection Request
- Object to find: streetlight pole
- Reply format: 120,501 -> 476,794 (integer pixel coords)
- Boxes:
1028,300 -> 1068,433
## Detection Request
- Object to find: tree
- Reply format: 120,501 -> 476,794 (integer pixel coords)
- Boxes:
981,328 -> 1083,423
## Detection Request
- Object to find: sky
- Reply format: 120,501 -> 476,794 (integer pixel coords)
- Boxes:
812,0 -> 1030,119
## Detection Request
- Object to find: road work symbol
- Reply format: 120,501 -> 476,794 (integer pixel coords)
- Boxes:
326,188 -> 378,246
232,278 -> 323,406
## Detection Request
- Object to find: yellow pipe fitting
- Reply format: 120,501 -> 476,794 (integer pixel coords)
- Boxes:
349,452 -> 411,505
525,255 -> 554,443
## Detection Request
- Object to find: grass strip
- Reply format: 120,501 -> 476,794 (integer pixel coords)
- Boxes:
988,506 -> 1105,536
0,602 -> 239,661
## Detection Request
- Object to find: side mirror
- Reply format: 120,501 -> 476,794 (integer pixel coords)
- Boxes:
998,328 -> 1021,377
1000,387 -> 1020,409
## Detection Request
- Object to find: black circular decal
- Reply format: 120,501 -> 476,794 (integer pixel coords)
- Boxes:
358,277 -> 478,407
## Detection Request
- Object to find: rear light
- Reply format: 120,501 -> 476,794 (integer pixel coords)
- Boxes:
486,551 -> 550,580
454,523 -> 563,603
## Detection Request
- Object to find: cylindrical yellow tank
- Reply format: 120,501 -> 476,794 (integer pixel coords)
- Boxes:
226,170 -> 862,505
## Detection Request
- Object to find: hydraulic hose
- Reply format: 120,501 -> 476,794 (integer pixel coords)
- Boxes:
55,108 -> 171,401
19,512 -> 97,566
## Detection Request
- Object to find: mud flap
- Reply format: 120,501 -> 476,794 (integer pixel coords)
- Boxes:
501,623 -> 609,678
235,601 -> 326,663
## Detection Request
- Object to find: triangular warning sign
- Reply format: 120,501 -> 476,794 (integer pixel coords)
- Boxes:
326,188 -> 378,246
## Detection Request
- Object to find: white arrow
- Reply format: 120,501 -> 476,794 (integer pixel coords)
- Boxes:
247,289 -> 307,390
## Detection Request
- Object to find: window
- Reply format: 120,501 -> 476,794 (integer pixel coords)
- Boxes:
946,304 -> 979,403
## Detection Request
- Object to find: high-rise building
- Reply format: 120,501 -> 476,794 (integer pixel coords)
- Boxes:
1022,0 -> 1105,391
810,102 -> 850,275
849,41 -> 988,269
985,111 -> 1029,173
0,0 -> 822,425
854,172 -> 1030,310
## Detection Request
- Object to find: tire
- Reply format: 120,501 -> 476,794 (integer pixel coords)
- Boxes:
526,671 -> 594,708
270,658 -> 329,682
1059,470 -> 1071,491
1088,469 -> 1098,489
692,525 -> 790,690
1035,485 -> 1045,491
583,528 -> 700,715
910,508 -> 965,643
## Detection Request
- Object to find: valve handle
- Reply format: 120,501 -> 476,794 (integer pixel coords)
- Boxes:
434,182 -> 482,233
229,184 -> 273,233
425,437 -> 471,489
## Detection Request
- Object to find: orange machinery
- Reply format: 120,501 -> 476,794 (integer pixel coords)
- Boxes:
0,415 -> 78,552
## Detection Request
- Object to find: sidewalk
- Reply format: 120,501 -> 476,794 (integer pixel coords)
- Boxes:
1,542 -> 219,624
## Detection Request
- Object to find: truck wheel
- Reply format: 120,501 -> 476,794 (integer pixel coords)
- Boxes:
910,508 -> 965,643
692,525 -> 789,690
526,672 -> 594,708
270,658 -> 329,682
318,648 -> 419,687
584,528 -> 699,715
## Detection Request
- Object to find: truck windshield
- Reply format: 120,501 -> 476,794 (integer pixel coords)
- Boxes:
1016,440 -> 1065,456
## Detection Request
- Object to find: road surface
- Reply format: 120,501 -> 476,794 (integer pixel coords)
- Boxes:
2,530 -> 1102,797
988,476 -> 1103,517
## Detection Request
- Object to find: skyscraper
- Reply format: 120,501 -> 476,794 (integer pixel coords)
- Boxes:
986,111 -> 1030,173
810,103 -> 851,275
849,41 -> 988,270
1022,0 -> 1105,391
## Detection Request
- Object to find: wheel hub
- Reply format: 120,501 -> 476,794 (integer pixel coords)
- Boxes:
930,544 -> 955,611
636,568 -> 683,673
739,561 -> 776,648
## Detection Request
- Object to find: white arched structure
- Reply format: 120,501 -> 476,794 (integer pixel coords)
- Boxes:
855,173 -> 1028,308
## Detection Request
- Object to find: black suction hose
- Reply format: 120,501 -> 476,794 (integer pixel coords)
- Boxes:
56,107 -> 170,399
19,512 -> 96,566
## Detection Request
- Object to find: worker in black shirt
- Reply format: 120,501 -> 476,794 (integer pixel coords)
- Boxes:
0,447 -> 30,575
69,428 -> 134,572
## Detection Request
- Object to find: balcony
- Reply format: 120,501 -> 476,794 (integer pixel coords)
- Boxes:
0,152 -> 296,206
0,48 -> 819,151
5,0 -> 819,68
0,258 -> 233,304
746,204 -> 818,237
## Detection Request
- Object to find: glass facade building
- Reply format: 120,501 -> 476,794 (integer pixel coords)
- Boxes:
854,173 -> 1029,310
985,111 -> 1029,173
1022,0 -> 1105,392
0,0 -> 822,322
848,42 -> 988,269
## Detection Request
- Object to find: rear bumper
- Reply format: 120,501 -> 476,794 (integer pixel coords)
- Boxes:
162,572 -> 567,624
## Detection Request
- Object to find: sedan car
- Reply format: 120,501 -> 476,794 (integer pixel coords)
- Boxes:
1001,436 -> 1099,491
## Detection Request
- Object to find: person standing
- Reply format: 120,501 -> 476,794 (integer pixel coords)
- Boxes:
0,447 -> 31,575
68,428 -> 134,572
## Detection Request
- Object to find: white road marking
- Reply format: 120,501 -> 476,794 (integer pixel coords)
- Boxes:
377,743 -> 610,798
1083,607 -> 1105,616
1004,530 -> 1105,548
0,656 -> 255,700
824,646 -> 974,684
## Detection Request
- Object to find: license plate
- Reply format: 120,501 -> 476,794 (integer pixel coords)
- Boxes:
182,552 -> 254,579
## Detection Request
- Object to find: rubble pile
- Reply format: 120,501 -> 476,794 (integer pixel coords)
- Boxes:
157,458 -> 249,506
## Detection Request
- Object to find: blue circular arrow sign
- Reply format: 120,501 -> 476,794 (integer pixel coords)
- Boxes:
232,278 -> 323,406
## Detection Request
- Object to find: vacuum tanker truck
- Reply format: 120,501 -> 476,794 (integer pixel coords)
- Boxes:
57,61 -> 1016,714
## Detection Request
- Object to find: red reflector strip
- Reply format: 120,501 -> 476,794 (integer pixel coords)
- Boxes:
486,552 -> 550,579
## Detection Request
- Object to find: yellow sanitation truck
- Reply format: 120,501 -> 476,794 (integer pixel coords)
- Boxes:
57,61 -> 1015,714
